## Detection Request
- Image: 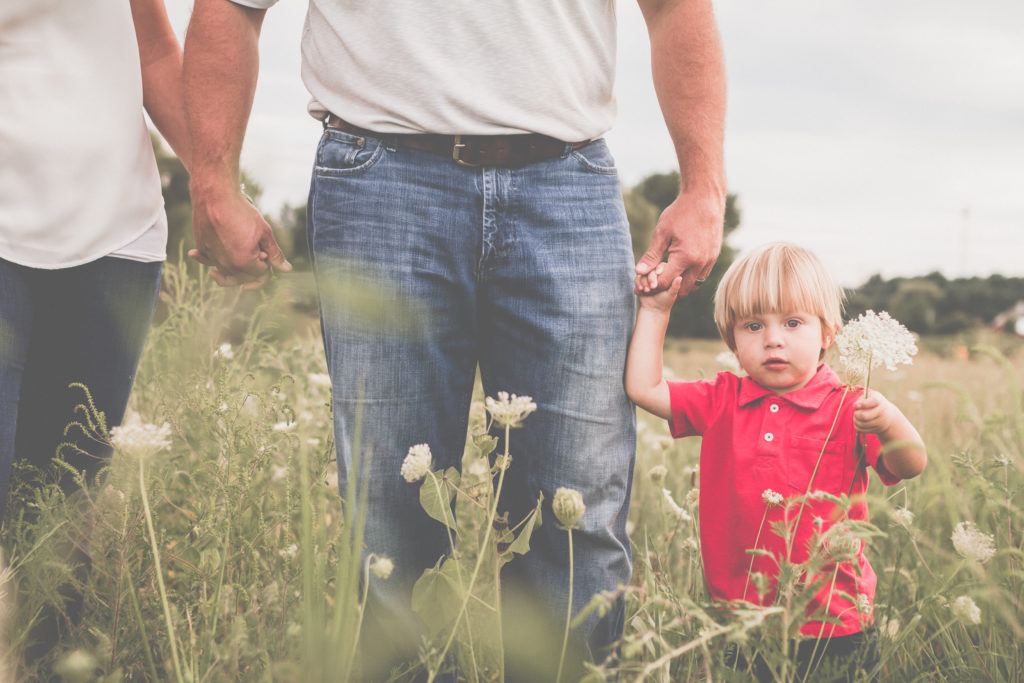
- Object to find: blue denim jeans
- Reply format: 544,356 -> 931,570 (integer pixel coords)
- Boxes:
308,129 -> 636,676
0,256 -> 162,523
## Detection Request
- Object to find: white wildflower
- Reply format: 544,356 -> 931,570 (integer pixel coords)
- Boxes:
214,342 -> 234,360
994,454 -> 1010,466
54,649 -> 98,683
401,444 -> 433,483
951,521 -> 996,563
552,487 -> 586,529
308,372 -> 332,388
370,555 -> 394,580
494,454 -> 512,471
822,526 -> 861,562
892,507 -> 915,530
835,310 -> 917,382
855,593 -> 873,616
878,616 -> 900,639
716,350 -> 743,374
648,464 -> 668,484
110,410 -> 172,457
662,488 -> 692,522
279,544 -> 298,559
272,421 -> 294,432
761,489 -> 784,507
485,391 -> 537,428
271,465 -> 288,482
685,488 -> 700,508
951,595 -> 981,625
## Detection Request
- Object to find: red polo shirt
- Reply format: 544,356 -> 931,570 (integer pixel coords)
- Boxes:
668,364 -> 900,637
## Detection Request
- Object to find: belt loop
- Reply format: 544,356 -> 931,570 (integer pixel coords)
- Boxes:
561,142 -> 575,159
322,112 -> 333,130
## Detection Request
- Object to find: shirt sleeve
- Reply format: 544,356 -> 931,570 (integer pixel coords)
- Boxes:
667,372 -> 734,438
228,0 -> 278,9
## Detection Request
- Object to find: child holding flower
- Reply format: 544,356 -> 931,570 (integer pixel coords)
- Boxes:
626,242 -> 926,680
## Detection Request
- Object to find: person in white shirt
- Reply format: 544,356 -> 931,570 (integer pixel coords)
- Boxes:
0,0 -> 189,652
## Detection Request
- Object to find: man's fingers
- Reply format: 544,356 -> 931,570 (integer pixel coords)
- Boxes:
260,233 -> 293,273
636,231 -> 670,276
189,248 -> 218,267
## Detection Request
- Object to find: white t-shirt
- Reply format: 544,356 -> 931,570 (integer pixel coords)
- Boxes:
232,0 -> 619,141
0,1 -> 167,268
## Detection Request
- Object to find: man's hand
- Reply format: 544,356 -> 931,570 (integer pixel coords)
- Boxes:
634,190 -> 724,297
188,188 -> 291,290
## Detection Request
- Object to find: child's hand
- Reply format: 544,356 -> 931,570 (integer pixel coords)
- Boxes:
853,389 -> 896,435
635,264 -> 682,313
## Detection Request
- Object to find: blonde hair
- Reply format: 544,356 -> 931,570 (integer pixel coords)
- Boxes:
713,242 -> 845,350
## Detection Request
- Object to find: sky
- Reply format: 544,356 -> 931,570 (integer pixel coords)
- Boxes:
165,1 -> 1024,287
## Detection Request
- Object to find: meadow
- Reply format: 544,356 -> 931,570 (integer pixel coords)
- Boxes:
1,261 -> 1021,681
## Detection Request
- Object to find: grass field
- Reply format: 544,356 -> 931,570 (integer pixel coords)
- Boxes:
2,262 -> 1021,681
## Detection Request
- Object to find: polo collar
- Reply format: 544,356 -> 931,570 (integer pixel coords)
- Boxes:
738,364 -> 844,410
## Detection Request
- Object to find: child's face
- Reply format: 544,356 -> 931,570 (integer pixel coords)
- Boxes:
731,310 -> 829,395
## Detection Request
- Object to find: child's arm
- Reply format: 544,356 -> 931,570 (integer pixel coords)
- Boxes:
625,271 -> 683,420
854,389 -> 927,479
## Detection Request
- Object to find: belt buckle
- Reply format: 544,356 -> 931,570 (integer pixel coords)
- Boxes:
451,135 -> 480,167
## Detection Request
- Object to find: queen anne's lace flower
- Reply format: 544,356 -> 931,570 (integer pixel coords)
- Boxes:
552,487 -> 586,529
951,521 -> 996,563
952,595 -> 981,625
110,411 -> 172,457
761,489 -> 784,507
400,444 -> 433,483
856,593 -> 873,616
716,350 -> 743,375
485,392 -> 537,428
370,555 -> 394,580
214,343 -> 234,360
892,507 -> 915,530
662,488 -> 692,522
835,310 -> 917,382
648,465 -> 668,484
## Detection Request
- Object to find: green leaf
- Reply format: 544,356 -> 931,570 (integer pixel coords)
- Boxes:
473,434 -> 499,457
419,469 -> 457,530
507,492 -> 544,556
411,557 -> 464,636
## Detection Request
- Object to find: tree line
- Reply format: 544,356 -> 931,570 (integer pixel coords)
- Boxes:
155,137 -> 1022,338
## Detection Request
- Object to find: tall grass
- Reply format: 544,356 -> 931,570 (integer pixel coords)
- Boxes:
0,264 -> 1021,681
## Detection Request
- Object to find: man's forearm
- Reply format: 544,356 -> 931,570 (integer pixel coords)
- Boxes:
184,0 -> 265,197
639,0 -> 726,197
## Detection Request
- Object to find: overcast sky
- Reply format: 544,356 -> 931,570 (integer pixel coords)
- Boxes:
165,1 -> 1024,287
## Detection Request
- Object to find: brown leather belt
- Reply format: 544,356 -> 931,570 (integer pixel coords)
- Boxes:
324,114 -> 592,168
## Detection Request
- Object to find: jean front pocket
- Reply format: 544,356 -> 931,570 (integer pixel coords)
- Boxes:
314,129 -> 385,177
570,138 -> 618,175
787,434 -> 847,496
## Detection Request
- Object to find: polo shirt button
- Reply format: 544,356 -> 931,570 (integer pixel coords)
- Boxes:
769,404 -> 780,413
764,432 -> 774,442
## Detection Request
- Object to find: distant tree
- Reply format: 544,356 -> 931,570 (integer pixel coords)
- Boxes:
625,171 -> 743,338
275,202 -> 311,270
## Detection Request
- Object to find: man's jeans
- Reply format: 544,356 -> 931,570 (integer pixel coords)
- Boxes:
0,256 -> 162,523
308,129 -> 637,674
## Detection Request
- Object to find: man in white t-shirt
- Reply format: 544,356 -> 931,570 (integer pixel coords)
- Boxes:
184,1 -> 725,677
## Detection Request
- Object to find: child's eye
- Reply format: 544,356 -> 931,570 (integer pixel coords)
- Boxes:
785,319 -> 802,328
744,321 -> 763,332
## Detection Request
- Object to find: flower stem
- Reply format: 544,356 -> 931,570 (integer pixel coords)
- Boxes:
556,528 -> 575,683
139,457 -> 186,683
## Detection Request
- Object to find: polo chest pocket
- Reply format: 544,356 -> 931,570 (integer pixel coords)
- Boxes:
786,434 -> 847,496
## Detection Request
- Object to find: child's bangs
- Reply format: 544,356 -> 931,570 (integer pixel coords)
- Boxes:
731,258 -> 825,320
